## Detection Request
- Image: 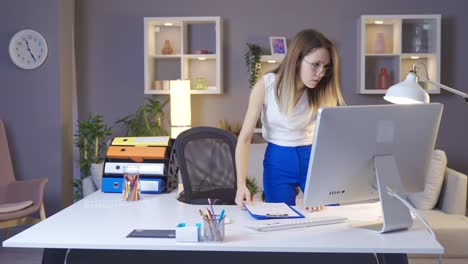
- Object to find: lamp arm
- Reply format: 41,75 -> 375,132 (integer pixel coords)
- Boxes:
418,75 -> 468,102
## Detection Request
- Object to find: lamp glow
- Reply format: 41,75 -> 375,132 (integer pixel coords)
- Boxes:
374,20 -> 384,24
170,80 -> 191,139
267,60 -> 276,63
197,57 -> 207,61
164,23 -> 173,26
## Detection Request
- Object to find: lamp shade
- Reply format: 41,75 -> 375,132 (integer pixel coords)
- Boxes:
383,72 -> 430,104
170,80 -> 191,139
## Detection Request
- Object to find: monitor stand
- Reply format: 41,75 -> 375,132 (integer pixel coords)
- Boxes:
352,155 -> 413,233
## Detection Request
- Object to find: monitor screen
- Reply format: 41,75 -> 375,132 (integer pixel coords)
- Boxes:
303,103 -> 443,207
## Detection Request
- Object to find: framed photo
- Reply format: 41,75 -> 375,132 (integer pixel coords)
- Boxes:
269,36 -> 287,55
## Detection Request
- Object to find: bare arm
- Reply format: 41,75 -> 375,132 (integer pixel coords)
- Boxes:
235,78 -> 265,207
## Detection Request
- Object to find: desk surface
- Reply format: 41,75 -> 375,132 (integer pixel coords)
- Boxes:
3,191 -> 443,254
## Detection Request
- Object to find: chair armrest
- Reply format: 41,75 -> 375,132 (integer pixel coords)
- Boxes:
6,178 -> 48,208
437,168 -> 467,215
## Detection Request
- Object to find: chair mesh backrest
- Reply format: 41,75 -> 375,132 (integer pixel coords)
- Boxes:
176,127 -> 237,205
0,119 -> 15,184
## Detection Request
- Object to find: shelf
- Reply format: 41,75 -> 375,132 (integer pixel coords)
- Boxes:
144,17 -> 222,94
144,87 -> 219,95
365,53 -> 400,57
260,55 -> 285,63
358,15 -> 441,94
183,54 -> 217,60
152,55 -> 181,59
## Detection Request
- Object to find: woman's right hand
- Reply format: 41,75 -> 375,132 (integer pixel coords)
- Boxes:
235,185 -> 252,209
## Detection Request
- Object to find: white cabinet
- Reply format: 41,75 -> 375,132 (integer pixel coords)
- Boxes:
358,15 -> 441,94
144,17 -> 222,94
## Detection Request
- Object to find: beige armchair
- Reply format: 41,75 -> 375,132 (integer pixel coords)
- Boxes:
0,119 -> 48,239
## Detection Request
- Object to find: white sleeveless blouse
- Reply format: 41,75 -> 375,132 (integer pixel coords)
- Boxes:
261,73 -> 316,147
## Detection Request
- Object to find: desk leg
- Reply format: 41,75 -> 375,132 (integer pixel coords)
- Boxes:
378,253 -> 409,264
42,248 -> 67,264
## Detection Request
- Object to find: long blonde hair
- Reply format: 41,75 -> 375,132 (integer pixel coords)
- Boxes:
272,29 -> 345,115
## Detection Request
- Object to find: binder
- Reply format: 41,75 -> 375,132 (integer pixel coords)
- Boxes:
102,137 -> 179,194
244,203 -> 304,220
104,162 -> 165,175
111,136 -> 170,147
102,175 -> 166,194
106,146 -> 166,162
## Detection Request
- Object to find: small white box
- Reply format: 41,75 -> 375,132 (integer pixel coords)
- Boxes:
175,223 -> 200,242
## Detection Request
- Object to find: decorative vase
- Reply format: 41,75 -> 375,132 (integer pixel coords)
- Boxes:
412,25 -> 423,53
374,32 -> 386,53
194,77 -> 207,90
161,40 -> 174,55
90,162 -> 104,189
82,176 -> 97,197
378,67 -> 390,89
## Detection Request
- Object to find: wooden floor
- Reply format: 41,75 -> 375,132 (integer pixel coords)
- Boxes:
0,227 -> 43,264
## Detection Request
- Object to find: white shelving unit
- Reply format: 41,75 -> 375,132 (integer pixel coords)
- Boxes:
358,15 -> 441,94
144,17 -> 222,95
259,54 -> 284,76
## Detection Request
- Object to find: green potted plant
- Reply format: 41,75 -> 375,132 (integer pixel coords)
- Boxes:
246,176 -> 260,201
245,43 -> 264,130
116,98 -> 169,136
74,113 -> 113,199
244,43 -> 263,89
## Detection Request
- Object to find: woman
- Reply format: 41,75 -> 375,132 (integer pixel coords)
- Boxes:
235,29 -> 345,209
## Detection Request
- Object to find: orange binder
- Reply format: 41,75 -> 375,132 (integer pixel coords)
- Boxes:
106,146 -> 166,162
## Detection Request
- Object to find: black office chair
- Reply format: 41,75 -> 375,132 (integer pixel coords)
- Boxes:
175,127 -> 237,205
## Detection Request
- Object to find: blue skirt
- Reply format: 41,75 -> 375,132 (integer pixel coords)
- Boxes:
263,142 -> 312,205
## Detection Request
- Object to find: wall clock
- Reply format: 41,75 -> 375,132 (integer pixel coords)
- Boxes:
9,29 -> 48,70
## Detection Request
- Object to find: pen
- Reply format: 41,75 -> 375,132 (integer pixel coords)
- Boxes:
206,208 -> 213,219
208,198 -> 216,216
325,203 -> 340,206
218,209 -> 225,220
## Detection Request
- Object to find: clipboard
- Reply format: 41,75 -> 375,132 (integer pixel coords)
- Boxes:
244,202 -> 305,220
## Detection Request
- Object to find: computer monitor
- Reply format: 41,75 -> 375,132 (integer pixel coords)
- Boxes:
303,103 -> 443,233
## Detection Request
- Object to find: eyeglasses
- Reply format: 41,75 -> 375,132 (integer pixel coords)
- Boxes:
302,58 -> 332,75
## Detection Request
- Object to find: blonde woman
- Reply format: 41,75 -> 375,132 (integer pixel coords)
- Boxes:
235,29 -> 345,210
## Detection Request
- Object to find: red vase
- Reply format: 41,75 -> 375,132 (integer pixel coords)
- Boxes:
378,67 -> 390,89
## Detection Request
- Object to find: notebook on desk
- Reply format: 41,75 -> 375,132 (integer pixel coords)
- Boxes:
244,202 -> 304,220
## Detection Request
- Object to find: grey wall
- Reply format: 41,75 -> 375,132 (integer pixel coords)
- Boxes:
75,0 -> 468,175
0,0 -> 73,215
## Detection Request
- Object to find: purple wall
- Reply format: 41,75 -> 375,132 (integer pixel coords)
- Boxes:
75,0 -> 468,174
0,0 -> 73,215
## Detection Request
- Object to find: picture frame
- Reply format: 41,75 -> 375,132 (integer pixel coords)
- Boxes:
269,36 -> 287,55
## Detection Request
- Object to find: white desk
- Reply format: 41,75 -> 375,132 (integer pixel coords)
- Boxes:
3,191 -> 443,255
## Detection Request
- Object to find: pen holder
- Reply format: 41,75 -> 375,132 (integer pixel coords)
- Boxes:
122,166 -> 141,201
202,216 -> 225,242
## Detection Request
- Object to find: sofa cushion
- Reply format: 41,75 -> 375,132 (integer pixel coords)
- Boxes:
408,149 -> 447,210
414,209 -> 468,258
0,200 -> 33,213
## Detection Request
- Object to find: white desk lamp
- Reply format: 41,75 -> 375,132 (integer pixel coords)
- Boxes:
384,64 -> 468,104
170,80 -> 191,139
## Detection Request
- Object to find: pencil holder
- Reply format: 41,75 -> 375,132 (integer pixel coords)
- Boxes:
202,216 -> 225,242
122,166 -> 141,201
